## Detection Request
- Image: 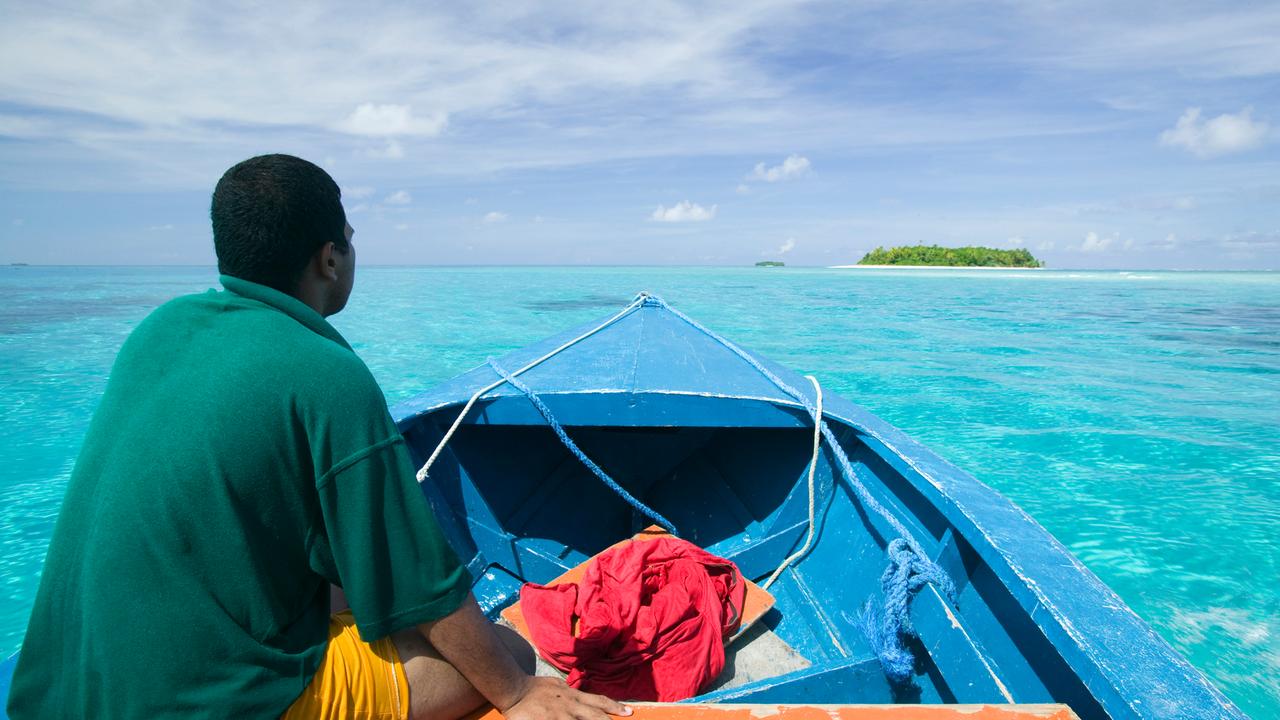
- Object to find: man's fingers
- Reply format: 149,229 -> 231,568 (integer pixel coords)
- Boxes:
576,689 -> 632,716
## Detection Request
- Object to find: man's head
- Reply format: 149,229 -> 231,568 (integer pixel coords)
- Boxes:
211,154 -> 354,314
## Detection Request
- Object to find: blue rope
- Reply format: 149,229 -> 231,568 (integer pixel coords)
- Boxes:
860,539 -> 958,682
486,357 -> 679,536
642,294 -> 953,683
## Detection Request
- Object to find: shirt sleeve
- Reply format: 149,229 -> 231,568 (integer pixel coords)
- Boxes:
312,435 -> 471,641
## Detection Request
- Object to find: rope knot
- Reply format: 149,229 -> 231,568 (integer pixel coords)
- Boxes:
860,538 -> 956,684
637,292 -> 666,308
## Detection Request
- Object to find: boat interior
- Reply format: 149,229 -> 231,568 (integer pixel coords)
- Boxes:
398,393 -> 1108,718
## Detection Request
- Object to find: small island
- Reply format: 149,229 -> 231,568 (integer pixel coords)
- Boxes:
755,260 -> 785,267
855,244 -> 1043,268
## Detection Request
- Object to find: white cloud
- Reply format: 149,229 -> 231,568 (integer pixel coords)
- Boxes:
1006,236 -> 1026,247
1037,240 -> 1056,252
1159,107 -> 1269,157
147,224 -> 174,231
748,154 -> 811,182
394,223 -> 410,231
483,211 -> 508,223
735,184 -> 751,195
345,186 -> 376,199
347,203 -> 369,214
778,237 -> 796,254
651,201 -> 716,222
1079,231 -> 1115,252
0,3 -> 805,187
384,190 -> 412,205
4,2 -> 1280,198
338,103 -> 447,137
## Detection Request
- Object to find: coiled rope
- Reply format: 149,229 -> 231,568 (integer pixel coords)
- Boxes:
861,539 -> 958,682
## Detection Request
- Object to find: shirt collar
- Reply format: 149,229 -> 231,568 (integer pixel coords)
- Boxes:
219,275 -> 353,351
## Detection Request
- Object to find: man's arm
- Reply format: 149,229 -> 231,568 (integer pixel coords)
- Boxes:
421,594 -> 631,720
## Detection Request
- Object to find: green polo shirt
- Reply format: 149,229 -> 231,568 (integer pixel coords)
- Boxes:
8,276 -> 470,718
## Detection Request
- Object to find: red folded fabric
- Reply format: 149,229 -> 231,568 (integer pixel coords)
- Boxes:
520,537 -> 747,702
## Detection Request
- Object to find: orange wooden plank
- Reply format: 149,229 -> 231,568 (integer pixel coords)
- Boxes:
466,703 -> 1080,720
500,527 -> 774,646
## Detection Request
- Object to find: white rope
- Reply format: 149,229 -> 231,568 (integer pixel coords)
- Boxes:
416,294 -> 649,483
761,374 -> 823,590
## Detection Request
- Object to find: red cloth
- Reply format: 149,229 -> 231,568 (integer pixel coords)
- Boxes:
520,537 -> 746,702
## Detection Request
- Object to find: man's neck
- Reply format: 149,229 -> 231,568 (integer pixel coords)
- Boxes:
293,280 -> 331,317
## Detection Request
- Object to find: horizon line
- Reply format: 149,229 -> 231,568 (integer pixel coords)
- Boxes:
2,263 -> 1277,273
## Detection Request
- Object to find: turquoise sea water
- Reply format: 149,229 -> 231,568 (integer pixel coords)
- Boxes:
1,266 -> 1277,715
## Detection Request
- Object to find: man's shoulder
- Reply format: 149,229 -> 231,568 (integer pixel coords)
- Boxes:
146,288 -> 343,349
137,287 -> 222,322
129,288 -> 374,386
128,284 -> 387,404
134,287 -> 271,337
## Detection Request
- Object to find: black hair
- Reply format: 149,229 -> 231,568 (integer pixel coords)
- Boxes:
211,154 -> 348,293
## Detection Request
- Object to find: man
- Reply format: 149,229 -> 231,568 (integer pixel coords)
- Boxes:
8,154 -> 629,720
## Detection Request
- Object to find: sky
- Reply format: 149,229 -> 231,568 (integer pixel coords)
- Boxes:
0,1 -> 1278,269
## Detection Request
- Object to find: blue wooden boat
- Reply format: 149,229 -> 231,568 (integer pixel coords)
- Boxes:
392,294 -> 1242,719
0,293 -> 1245,719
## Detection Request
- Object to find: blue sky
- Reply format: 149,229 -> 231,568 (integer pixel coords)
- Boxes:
1,1 -> 1278,269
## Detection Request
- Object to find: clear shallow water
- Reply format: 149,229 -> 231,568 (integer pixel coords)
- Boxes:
2,265 -> 1277,715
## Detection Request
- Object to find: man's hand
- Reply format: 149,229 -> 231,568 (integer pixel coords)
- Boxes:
502,676 -> 631,720
420,595 -> 632,719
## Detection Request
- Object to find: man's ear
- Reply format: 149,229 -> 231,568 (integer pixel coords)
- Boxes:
315,241 -> 339,281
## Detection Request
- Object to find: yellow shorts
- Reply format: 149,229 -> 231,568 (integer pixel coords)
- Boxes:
282,611 -> 411,720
